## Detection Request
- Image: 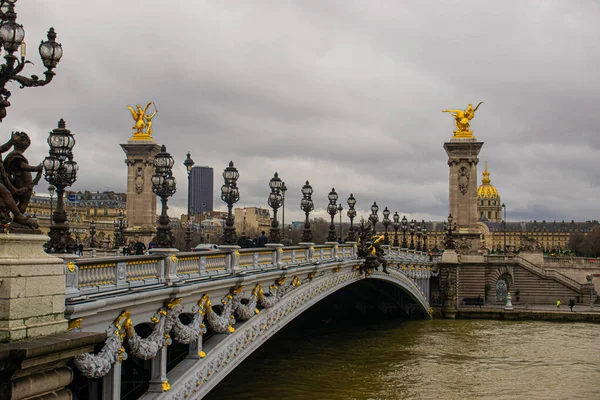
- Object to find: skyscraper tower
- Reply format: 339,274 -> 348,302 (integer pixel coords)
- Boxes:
190,166 -> 214,214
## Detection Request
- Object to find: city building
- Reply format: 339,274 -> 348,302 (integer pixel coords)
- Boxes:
26,190 -> 127,247
420,163 -> 599,252
233,207 -> 271,235
190,166 -> 214,214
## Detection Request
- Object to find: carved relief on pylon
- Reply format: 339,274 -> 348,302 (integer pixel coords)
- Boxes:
458,165 -> 470,195
134,167 -> 144,194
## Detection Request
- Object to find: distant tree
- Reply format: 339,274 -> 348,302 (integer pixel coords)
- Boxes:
580,227 -> 600,257
310,217 -> 330,244
567,232 -> 585,256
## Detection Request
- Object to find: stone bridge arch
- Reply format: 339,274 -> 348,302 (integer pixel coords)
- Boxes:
162,267 -> 431,399
70,259 -> 433,400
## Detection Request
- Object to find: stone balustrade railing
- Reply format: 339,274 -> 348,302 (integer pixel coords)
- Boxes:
63,244 -> 434,299
543,256 -> 600,265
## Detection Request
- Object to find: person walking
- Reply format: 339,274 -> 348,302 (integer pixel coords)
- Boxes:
257,231 -> 268,247
556,299 -> 561,310
133,238 -> 146,255
77,243 -> 84,257
569,299 -> 575,312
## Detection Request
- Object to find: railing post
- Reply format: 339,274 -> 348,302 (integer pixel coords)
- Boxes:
188,336 -> 204,360
220,245 -> 241,273
116,261 -> 127,289
151,249 -> 180,284
299,242 -> 315,263
199,255 -> 207,275
345,242 -> 358,258
102,362 -> 122,399
265,243 -> 284,268
65,262 -> 80,297
148,347 -> 168,393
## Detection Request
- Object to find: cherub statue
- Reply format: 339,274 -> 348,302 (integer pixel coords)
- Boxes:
0,132 -> 40,230
442,102 -> 483,138
144,105 -> 158,137
126,102 -> 157,138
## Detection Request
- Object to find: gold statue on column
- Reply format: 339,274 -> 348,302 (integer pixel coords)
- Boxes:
442,102 -> 483,138
126,102 -> 158,140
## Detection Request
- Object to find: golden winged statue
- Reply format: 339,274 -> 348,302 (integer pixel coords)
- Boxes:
126,102 -> 158,140
442,102 -> 483,138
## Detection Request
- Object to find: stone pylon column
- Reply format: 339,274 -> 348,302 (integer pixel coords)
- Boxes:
121,139 -> 161,245
443,137 -> 484,252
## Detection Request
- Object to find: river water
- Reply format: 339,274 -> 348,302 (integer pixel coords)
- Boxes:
205,317 -> 600,400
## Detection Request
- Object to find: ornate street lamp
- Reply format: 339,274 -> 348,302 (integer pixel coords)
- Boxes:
113,210 -> 127,249
421,220 -> 428,253
220,161 -> 240,245
300,180 -> 314,243
0,1 -> 63,121
392,212 -> 400,247
183,152 -> 195,251
443,213 -> 457,250
409,219 -> 416,250
89,220 -> 96,249
416,220 -> 423,251
337,203 -> 343,241
346,193 -> 357,242
267,172 -> 283,243
401,215 -> 408,248
43,119 -> 77,253
326,188 -> 339,242
382,207 -> 391,245
151,145 -> 176,248
369,202 -> 379,235
280,181 -> 287,242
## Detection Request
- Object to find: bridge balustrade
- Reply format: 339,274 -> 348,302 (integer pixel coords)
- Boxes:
64,244 -> 363,299
64,244 -> 436,399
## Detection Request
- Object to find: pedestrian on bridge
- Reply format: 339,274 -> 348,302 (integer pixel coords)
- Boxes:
556,299 -> 561,309
569,299 -> 575,312
257,231 -> 268,247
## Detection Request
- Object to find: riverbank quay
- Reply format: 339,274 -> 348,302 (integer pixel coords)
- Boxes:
435,305 -> 600,323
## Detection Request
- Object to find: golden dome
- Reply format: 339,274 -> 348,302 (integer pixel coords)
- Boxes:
477,161 -> 500,199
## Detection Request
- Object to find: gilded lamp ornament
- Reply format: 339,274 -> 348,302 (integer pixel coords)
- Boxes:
442,102 -> 483,139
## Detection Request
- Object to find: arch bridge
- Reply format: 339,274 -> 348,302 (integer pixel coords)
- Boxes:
65,243 -> 436,399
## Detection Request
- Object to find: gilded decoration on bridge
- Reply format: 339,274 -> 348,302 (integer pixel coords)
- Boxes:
126,101 -> 158,141
71,278 -> 305,380
442,102 -> 483,139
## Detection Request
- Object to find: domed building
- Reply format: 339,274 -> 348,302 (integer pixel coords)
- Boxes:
477,161 -> 502,222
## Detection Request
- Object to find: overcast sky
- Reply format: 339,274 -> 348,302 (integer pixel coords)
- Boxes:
4,1 -> 600,224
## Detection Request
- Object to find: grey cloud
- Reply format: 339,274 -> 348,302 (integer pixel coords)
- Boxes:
4,0 -> 598,226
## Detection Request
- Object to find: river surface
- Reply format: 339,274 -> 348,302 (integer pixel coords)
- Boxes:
205,318 -> 600,400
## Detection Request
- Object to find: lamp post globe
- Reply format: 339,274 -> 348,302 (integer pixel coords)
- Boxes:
337,203 -> 343,241
421,221 -> 428,253
400,215 -> 408,248
89,221 -> 97,249
368,202 -> 379,235
220,161 -> 240,245
43,119 -> 78,253
183,151 -> 195,251
392,212 -> 400,247
151,145 -> 176,248
267,172 -> 283,243
382,206 -> 391,245
415,220 -> 423,251
346,193 -> 357,242
300,180 -> 314,243
281,181 -> 287,242
0,2 -> 64,121
326,188 -> 338,242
